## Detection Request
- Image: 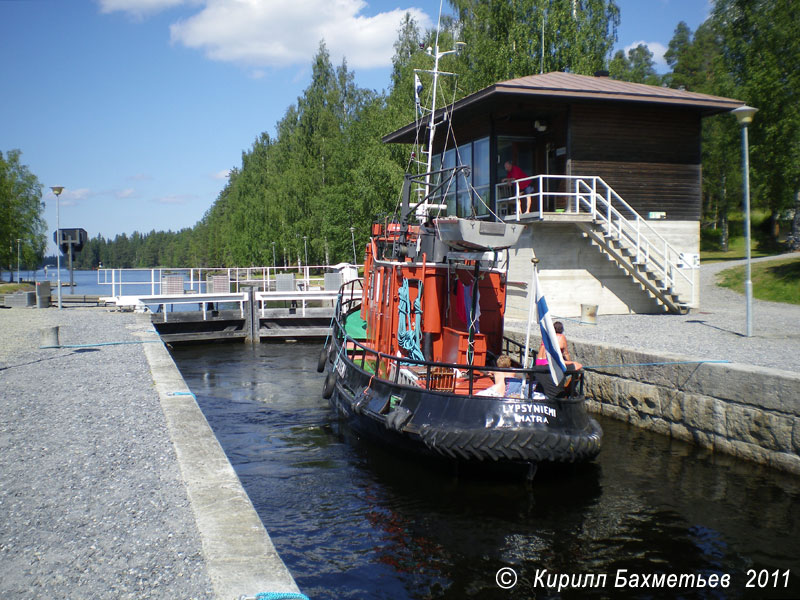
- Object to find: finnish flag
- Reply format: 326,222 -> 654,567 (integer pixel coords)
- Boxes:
533,266 -> 567,385
414,73 -> 423,106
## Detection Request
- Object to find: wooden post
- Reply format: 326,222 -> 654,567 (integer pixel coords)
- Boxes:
244,286 -> 260,344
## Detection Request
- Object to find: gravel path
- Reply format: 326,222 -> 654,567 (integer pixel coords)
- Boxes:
0,307 -> 214,599
508,253 -> 800,374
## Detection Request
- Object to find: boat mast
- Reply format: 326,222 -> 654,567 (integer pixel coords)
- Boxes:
413,0 -> 463,220
424,2 -> 443,182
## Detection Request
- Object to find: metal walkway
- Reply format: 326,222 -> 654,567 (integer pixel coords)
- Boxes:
99,266 -> 354,343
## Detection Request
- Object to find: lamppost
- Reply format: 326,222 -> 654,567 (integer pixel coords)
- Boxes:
271,241 -> 276,268
16,239 -> 21,284
303,236 -> 308,268
732,105 -> 758,338
350,227 -> 357,264
50,186 -> 64,310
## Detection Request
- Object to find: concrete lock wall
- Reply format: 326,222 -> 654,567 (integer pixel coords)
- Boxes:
506,332 -> 800,475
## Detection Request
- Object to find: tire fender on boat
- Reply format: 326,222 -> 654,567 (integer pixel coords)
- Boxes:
322,370 -> 336,399
317,345 -> 330,373
385,406 -> 413,431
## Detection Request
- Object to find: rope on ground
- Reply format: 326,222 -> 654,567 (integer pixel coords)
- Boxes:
239,593 -> 310,600
584,359 -> 731,369
39,340 -> 162,349
167,391 -> 197,399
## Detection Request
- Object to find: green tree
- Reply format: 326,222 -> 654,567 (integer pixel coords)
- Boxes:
0,150 -> 47,280
663,21 -> 693,89
662,18 -> 741,250
608,43 -> 659,84
713,0 -> 800,243
450,0 -> 620,92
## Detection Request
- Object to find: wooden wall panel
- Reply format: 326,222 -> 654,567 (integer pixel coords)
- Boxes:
569,103 -> 702,220
570,103 -> 702,164
570,160 -> 701,220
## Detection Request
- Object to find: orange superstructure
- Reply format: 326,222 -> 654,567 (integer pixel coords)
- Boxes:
360,220 -> 508,371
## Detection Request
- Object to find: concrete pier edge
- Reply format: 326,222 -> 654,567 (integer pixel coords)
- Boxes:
139,319 -> 301,599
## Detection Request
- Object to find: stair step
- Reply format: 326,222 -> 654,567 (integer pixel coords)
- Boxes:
584,193 -> 693,314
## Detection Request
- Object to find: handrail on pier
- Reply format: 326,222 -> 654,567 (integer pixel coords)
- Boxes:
98,264 -> 359,297
99,264 -> 360,320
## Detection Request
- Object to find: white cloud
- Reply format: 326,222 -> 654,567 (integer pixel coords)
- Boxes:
116,188 -> 136,199
625,40 -> 669,72
212,169 -> 231,180
168,0 -> 431,70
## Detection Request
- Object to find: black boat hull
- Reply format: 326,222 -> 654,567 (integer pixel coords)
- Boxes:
324,349 -> 602,469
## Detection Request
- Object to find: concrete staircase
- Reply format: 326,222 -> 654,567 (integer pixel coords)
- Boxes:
576,221 -> 690,314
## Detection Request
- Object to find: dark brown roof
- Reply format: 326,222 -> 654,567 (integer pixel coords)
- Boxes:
495,71 -> 742,109
383,71 -> 744,144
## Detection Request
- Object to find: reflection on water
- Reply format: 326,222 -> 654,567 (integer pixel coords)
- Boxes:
170,342 -> 800,600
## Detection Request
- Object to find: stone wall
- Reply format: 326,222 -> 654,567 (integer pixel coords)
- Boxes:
506,331 -> 800,475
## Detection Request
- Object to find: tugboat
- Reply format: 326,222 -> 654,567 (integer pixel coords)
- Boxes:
318,25 -> 601,478
318,169 -> 602,477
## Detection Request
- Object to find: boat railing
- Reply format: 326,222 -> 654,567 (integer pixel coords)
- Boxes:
335,278 -> 364,316
332,283 -> 582,398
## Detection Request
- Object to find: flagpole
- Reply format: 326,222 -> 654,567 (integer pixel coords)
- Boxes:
530,255 -> 567,385
522,254 -> 539,368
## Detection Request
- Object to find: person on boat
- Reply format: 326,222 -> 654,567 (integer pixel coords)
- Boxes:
536,321 -> 571,364
503,161 -> 534,212
478,354 -> 518,397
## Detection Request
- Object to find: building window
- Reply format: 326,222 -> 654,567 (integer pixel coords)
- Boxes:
472,137 -> 490,216
432,137 -> 491,218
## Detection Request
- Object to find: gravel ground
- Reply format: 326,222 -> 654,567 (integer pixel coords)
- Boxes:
0,307 -> 214,599
507,253 -> 800,374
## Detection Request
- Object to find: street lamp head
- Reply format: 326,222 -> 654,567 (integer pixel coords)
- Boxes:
732,105 -> 758,126
51,186 -> 64,196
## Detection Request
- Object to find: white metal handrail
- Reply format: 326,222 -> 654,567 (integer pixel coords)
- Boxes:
495,174 -> 694,295
98,264 -> 357,297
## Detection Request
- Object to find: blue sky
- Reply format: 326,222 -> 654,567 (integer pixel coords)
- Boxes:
1,0 -> 712,254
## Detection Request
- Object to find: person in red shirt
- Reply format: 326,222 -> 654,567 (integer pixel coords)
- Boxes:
503,161 -> 534,212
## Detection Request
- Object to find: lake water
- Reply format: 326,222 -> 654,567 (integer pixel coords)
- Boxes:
170,342 -> 800,600
27,268 -> 153,297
